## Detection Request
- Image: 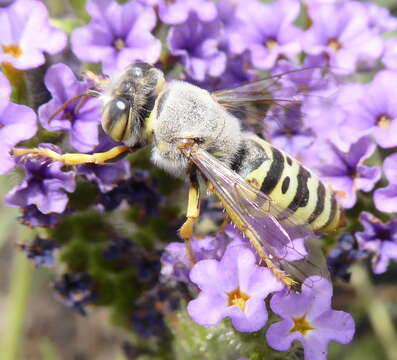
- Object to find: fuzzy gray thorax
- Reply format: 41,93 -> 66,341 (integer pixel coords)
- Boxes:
150,81 -> 242,177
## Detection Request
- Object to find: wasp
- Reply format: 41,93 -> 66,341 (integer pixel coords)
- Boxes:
13,63 -> 345,288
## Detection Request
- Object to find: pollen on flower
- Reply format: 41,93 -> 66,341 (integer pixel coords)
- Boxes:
227,287 -> 250,311
377,114 -> 391,130
265,38 -> 278,51
113,38 -> 125,52
2,44 -> 22,58
328,38 -> 342,52
289,314 -> 315,336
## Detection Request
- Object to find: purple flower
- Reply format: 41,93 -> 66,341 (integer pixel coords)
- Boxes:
355,212 -> 397,275
168,13 -> 226,82
0,73 -> 37,175
302,82 -> 357,154
303,1 -> 383,74
382,38 -> 397,70
267,116 -> 314,157
71,0 -> 161,74
187,243 -> 284,332
374,153 -> 397,213
97,170 -> 161,215
314,137 -> 381,209
18,237 -> 59,267
229,0 -> 302,69
266,277 -> 355,360
103,237 -> 161,284
268,62 -> 342,153
365,2 -> 397,33
38,63 -> 101,152
338,70 -> 397,148
5,144 -> 76,214
154,0 -> 217,25
161,229 -> 228,284
0,0 -> 66,70
215,0 -> 247,52
18,205 -> 68,228
327,233 -> 368,282
77,134 -> 130,193
191,53 -> 255,91
53,273 -> 95,315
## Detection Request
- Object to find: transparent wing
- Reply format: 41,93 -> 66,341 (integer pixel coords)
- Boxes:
212,67 -> 337,135
182,145 -> 330,287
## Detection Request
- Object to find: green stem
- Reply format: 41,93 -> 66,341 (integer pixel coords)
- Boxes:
1,230 -> 34,360
351,265 -> 397,360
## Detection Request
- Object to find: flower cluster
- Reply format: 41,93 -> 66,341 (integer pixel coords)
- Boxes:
1,0 -> 397,359
17,236 -> 60,267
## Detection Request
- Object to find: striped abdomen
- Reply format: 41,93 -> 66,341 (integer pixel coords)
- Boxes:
241,135 -> 343,233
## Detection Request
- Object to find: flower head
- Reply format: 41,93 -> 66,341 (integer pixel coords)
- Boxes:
5,144 -> 76,214
98,170 -> 161,215
230,0 -> 302,69
338,70 -> 397,148
161,229 -> 228,283
327,233 -> 368,282
365,2 -> 397,33
355,212 -> 397,274
190,53 -> 254,91
188,243 -> 284,332
71,0 -> 161,74
267,117 -> 314,157
18,236 -> 59,267
303,1 -> 383,74
18,205 -> 68,228
168,13 -> 226,82
38,63 -> 102,153
103,237 -> 161,284
314,137 -> 381,209
0,0 -> 66,70
77,134 -> 130,193
53,273 -> 95,315
266,277 -> 355,360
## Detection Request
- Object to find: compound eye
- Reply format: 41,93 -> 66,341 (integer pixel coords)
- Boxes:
101,97 -> 132,142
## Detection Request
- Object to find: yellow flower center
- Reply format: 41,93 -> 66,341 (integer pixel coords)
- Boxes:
113,38 -> 125,52
377,114 -> 391,130
328,38 -> 342,52
227,288 -> 250,311
289,314 -> 315,336
2,44 -> 22,58
265,38 -> 278,51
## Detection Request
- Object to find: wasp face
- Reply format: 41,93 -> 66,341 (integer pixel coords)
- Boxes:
101,63 -> 165,145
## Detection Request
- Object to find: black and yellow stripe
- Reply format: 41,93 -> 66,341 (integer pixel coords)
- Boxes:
243,135 -> 342,233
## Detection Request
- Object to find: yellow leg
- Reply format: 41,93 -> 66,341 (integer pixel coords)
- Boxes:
208,175 -> 296,288
245,228 -> 297,289
179,180 -> 201,264
12,146 -> 132,166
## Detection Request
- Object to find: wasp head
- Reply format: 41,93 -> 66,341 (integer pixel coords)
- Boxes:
101,63 -> 165,145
